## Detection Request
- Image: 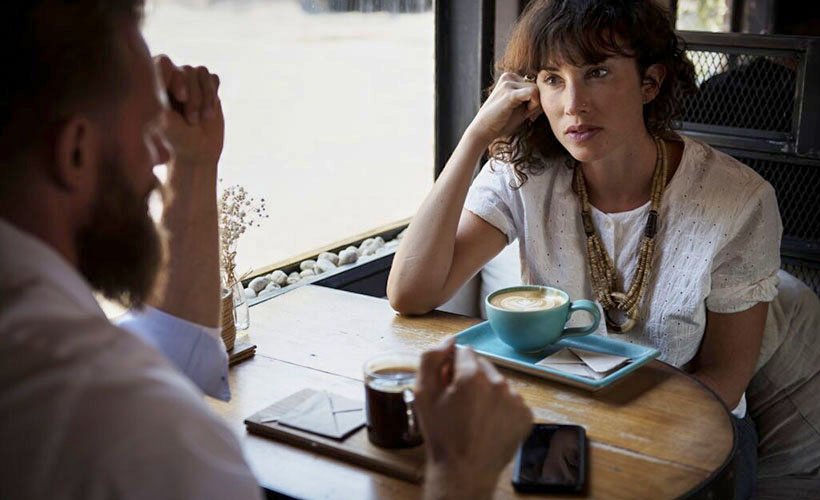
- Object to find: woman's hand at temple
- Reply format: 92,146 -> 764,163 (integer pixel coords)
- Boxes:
465,72 -> 542,148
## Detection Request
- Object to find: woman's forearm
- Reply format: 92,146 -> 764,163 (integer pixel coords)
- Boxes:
693,369 -> 743,411
388,72 -> 539,314
387,132 -> 489,314
693,303 -> 769,411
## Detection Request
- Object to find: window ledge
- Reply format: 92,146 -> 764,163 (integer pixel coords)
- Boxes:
243,220 -> 408,305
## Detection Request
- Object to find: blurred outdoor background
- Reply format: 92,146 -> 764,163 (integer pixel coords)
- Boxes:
143,0 -> 435,274
142,0 -> 734,274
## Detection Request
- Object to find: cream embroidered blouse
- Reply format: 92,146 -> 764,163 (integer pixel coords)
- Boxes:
464,135 -> 782,371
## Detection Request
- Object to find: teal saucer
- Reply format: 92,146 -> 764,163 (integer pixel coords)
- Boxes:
453,321 -> 660,391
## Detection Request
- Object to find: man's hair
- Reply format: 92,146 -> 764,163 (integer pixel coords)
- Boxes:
489,0 -> 696,187
0,1 -> 145,176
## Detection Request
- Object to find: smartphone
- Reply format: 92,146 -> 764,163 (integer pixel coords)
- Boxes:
512,423 -> 587,494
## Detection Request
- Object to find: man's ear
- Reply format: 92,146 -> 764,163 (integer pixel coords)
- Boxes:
641,64 -> 667,104
52,116 -> 100,191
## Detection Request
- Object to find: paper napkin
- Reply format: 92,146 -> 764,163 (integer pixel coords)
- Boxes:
536,348 -> 630,380
259,389 -> 365,440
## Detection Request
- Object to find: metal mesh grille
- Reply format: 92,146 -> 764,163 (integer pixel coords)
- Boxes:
682,50 -> 799,133
782,260 -> 820,297
727,154 -> 820,244
678,38 -> 819,296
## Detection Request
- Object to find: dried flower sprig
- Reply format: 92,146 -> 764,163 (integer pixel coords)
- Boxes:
218,183 -> 269,287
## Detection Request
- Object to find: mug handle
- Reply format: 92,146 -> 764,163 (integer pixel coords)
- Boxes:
561,300 -> 601,338
402,388 -> 420,440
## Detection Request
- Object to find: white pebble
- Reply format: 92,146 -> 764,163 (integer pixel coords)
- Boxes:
315,259 -> 337,274
270,270 -> 288,286
300,269 -> 316,278
244,288 -> 257,299
318,252 -> 339,265
300,259 -> 317,271
248,276 -> 271,294
287,272 -> 301,285
263,282 -> 281,293
360,243 -> 376,256
360,236 -> 385,257
338,248 -> 359,265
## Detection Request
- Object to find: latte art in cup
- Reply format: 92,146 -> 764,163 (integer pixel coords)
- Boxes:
489,290 -> 566,312
486,285 -> 601,352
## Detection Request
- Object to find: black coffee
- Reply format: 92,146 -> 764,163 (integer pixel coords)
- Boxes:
365,367 -> 422,448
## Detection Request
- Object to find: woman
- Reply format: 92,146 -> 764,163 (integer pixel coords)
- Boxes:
387,1 -> 780,497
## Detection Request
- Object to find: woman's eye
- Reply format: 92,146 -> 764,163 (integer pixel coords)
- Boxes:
588,67 -> 609,78
544,75 -> 559,85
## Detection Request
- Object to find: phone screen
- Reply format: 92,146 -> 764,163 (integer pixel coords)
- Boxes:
513,424 -> 586,493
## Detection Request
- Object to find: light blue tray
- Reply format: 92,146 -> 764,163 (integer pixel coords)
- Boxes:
453,321 -> 660,391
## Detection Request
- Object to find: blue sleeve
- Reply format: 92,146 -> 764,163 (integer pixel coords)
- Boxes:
116,306 -> 231,401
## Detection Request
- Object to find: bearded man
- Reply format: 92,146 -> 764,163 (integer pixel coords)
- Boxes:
0,1 -> 262,497
0,2 -> 533,499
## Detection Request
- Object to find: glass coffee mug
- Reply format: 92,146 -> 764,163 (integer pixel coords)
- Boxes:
363,352 -> 423,448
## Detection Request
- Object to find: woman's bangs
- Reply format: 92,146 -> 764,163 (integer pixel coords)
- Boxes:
538,20 -> 633,68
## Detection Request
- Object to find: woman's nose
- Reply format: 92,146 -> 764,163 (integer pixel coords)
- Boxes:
564,82 -> 589,116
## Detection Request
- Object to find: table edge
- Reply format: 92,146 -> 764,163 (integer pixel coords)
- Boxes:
657,361 -> 738,499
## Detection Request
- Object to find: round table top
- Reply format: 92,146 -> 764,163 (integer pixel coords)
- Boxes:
209,285 -> 735,499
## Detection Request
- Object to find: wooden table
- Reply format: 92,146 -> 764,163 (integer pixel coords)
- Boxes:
208,285 -> 735,499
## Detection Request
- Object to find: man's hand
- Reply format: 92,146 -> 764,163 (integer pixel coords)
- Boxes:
154,54 -> 224,169
146,54 -> 224,328
416,340 -> 533,500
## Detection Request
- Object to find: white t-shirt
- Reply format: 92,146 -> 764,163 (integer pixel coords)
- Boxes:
465,135 -> 781,416
0,219 -> 262,500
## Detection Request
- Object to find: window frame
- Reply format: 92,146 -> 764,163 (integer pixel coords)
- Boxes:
246,1 -> 500,301
246,2 -> 820,302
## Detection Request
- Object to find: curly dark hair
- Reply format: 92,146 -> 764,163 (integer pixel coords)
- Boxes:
489,0 -> 696,187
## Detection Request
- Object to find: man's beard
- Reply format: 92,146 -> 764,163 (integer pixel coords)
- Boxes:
77,156 -> 168,309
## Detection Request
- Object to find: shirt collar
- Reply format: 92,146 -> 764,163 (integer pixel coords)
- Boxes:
0,218 -> 105,317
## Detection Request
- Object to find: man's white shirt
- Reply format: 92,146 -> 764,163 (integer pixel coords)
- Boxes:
0,219 -> 262,500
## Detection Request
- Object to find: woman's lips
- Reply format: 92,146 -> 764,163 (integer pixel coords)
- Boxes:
565,127 -> 601,143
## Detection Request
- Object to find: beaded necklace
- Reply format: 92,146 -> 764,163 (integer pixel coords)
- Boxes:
574,137 -> 667,333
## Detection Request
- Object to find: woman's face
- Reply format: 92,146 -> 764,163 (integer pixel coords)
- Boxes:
536,54 -> 658,164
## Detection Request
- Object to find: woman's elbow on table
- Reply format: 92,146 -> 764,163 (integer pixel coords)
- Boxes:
387,281 -> 439,316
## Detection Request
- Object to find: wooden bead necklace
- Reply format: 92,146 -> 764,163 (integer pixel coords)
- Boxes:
573,136 -> 667,333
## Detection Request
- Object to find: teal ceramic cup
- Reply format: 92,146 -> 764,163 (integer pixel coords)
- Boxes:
486,285 -> 601,353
